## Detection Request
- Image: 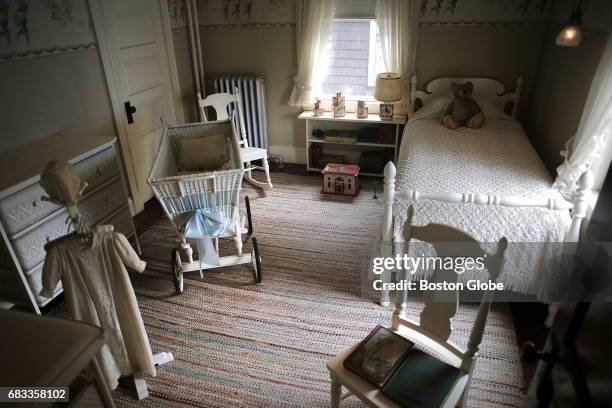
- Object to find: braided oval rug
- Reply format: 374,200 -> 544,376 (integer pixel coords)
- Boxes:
112,173 -> 525,407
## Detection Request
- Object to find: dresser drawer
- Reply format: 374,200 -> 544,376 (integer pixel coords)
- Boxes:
12,179 -> 127,271
79,180 -> 127,229
12,210 -> 70,272
76,146 -> 119,193
0,183 -> 62,236
0,147 -> 119,236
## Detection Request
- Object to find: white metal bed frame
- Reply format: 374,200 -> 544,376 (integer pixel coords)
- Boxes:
377,74 -> 594,306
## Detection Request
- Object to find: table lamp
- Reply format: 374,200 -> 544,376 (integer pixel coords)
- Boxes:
374,72 -> 401,120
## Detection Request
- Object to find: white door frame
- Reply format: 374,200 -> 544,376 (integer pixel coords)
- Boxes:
88,0 -> 184,214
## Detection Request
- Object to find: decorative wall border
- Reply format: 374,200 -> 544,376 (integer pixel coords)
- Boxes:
176,19 -> 605,39
171,22 -> 295,32
418,19 -> 549,27
171,19 -> 555,32
418,19 -> 606,37
0,41 -> 98,62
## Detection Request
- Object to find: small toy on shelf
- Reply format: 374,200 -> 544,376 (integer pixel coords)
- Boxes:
314,98 -> 324,117
313,128 -> 357,144
321,163 -> 361,196
356,100 -> 368,119
332,92 -> 346,118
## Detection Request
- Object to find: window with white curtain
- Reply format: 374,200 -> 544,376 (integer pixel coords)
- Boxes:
314,19 -> 385,101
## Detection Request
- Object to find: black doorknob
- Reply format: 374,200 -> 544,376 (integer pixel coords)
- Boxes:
124,101 -> 137,124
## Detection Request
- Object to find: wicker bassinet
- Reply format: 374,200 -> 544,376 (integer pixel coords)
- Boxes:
148,119 -> 244,227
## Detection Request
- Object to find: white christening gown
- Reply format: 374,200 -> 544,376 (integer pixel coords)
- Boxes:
41,225 -> 155,390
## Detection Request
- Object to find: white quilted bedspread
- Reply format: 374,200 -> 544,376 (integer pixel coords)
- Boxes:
394,116 -> 571,301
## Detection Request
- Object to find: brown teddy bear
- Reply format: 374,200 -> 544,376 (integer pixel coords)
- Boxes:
442,82 -> 485,130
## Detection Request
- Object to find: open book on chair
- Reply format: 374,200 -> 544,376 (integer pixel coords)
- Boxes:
344,325 -> 462,407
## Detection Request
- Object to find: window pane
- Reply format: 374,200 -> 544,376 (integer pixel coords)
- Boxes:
367,20 -> 385,87
317,20 -> 384,101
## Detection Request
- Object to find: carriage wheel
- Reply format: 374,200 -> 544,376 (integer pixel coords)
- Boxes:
245,196 -> 253,236
171,248 -> 184,295
251,236 -> 262,283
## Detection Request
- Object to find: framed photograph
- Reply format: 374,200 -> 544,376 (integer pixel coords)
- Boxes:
343,325 -> 414,387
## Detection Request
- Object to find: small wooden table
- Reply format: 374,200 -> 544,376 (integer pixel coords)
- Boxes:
0,310 -> 115,407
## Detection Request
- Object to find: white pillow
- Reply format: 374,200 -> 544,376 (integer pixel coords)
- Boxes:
478,98 -> 511,120
410,96 -> 450,120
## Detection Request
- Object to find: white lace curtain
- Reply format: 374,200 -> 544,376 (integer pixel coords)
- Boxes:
554,34 -> 612,197
375,0 -> 419,115
288,0 -> 335,107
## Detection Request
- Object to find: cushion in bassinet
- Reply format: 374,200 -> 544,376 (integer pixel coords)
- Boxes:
174,132 -> 233,172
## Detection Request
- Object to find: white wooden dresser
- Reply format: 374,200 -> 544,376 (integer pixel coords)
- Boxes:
0,133 -> 138,314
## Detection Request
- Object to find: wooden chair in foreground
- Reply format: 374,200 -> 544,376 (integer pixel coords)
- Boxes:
327,206 -> 508,407
197,90 -> 273,189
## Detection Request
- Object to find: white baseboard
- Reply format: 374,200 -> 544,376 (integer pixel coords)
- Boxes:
269,145 -> 307,164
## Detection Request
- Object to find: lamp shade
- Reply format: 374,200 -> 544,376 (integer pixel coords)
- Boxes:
374,72 -> 401,102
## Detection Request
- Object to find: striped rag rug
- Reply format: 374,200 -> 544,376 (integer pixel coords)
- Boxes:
111,173 -> 525,407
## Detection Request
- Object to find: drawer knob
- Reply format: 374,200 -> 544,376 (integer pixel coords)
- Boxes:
46,236 -> 51,242
96,167 -> 103,176
32,200 -> 38,207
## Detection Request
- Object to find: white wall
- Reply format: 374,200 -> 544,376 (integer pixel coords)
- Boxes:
0,49 -> 115,153
525,0 -> 612,173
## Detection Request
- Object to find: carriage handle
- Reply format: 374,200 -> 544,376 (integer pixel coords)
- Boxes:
178,174 -> 217,198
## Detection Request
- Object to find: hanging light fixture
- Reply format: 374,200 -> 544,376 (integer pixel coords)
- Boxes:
556,2 -> 583,47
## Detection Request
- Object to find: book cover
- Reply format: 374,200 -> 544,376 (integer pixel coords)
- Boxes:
343,326 -> 414,388
382,349 -> 462,407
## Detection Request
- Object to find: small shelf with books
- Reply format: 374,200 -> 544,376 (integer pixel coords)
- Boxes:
298,111 -> 406,177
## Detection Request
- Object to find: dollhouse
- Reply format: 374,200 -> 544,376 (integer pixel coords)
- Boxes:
321,163 -> 361,196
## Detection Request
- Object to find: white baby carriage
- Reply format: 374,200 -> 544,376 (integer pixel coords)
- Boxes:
148,118 -> 262,294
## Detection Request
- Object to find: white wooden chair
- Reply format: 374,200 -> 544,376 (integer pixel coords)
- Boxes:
197,90 -> 273,189
327,206 -> 508,407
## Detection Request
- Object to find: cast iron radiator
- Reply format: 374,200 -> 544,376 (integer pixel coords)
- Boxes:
213,75 -> 270,152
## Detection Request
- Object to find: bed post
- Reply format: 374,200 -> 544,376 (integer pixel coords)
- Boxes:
546,169 -> 594,327
410,74 -> 418,114
566,169 -> 595,242
511,76 -> 523,119
380,162 -> 396,307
